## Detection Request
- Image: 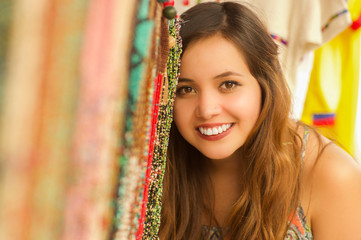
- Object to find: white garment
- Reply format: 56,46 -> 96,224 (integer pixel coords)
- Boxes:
175,0 -> 351,118
246,0 -> 351,118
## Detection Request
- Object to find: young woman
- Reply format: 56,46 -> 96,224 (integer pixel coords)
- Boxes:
159,2 -> 361,239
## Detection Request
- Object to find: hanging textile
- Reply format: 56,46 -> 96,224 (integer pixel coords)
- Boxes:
0,1 -> 13,103
28,1 -> 90,238
110,1 -> 182,239
111,0 -> 181,239
302,0 -> 361,156
0,0 -> 179,239
0,0 -> 89,239
142,18 -> 182,240
62,0 -> 136,239
111,0 -> 157,237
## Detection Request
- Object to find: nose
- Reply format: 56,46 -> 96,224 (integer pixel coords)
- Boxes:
195,91 -> 222,119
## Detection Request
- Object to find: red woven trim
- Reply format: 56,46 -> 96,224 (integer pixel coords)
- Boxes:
136,73 -> 163,239
351,14 -> 361,30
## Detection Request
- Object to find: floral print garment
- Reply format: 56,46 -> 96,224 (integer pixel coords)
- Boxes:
285,206 -> 313,239
202,225 -> 229,240
202,206 -> 313,240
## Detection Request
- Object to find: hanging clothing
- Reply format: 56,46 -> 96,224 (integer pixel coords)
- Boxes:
302,0 -> 361,155
243,0 -> 352,118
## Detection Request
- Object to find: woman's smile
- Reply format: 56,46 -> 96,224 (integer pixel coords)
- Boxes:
196,123 -> 234,141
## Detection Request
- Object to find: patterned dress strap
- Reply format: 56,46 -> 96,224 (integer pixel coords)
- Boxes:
285,206 -> 313,239
300,126 -> 310,168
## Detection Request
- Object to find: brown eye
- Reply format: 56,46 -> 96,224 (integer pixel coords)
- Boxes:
176,86 -> 195,96
224,82 -> 235,88
183,87 -> 194,93
220,81 -> 241,91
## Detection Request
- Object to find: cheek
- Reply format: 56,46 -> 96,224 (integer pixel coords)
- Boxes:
173,102 -> 181,127
173,100 -> 190,131
228,90 -> 262,120
173,99 -> 199,143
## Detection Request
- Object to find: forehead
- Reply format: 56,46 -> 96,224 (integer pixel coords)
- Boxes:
180,35 -> 250,78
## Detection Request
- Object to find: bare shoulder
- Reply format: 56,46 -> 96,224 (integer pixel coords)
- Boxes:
303,128 -> 361,239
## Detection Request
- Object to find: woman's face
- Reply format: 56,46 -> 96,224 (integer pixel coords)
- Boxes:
174,34 -> 262,160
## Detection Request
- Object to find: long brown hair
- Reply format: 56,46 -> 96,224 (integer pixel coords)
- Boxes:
160,2 -> 304,239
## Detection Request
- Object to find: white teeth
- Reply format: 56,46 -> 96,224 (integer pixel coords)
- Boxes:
212,127 -> 218,135
199,124 -> 232,136
207,129 -> 212,135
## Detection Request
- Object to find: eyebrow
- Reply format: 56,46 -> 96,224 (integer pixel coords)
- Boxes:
178,78 -> 193,83
178,71 -> 243,83
214,71 -> 243,79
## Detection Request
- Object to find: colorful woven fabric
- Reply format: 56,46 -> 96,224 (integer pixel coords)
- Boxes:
136,72 -> 164,239
142,18 -> 182,240
62,0 -> 133,239
112,0 -> 160,239
29,1 -> 89,239
0,1 -> 13,104
0,1 -> 179,239
0,0 -> 89,239
136,13 -> 171,240
0,1 -> 60,239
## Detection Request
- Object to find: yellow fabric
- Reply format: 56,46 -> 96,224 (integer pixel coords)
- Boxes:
302,0 -> 361,155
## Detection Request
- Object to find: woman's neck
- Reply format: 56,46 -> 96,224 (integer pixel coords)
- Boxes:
203,149 -> 245,227
206,148 -> 245,177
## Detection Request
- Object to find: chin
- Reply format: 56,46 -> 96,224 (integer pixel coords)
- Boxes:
201,151 -> 234,161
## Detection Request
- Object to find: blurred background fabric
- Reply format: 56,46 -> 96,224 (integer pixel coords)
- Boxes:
0,0 -> 182,239
0,0 -> 92,239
